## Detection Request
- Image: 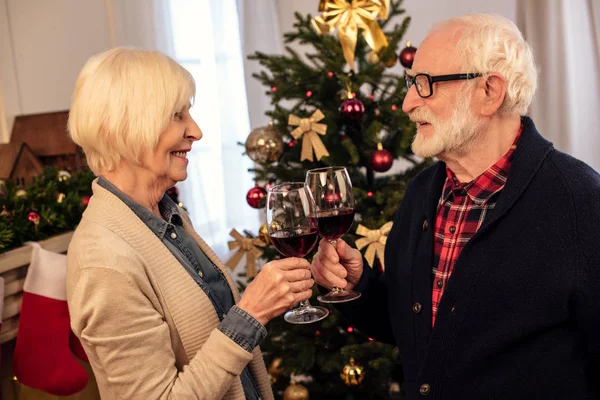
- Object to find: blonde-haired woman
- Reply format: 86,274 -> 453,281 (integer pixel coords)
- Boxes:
66,47 -> 314,399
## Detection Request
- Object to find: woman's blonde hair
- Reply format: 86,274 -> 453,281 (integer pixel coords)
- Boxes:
68,47 -> 195,174
437,14 -> 538,115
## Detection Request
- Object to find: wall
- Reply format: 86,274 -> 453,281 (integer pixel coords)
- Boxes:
0,0 -> 20,143
0,0 -> 172,144
0,0 -> 112,143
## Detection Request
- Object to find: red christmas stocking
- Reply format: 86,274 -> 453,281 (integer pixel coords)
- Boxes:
13,243 -> 88,396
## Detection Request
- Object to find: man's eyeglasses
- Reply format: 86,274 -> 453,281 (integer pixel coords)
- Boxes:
404,73 -> 483,98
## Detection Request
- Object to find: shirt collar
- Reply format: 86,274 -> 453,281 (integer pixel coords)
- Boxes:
441,124 -> 523,205
97,176 -> 183,239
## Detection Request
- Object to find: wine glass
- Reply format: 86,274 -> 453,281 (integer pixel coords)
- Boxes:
305,166 -> 360,303
266,182 -> 329,324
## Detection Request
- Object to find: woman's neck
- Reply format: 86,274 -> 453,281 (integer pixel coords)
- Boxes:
102,165 -> 172,218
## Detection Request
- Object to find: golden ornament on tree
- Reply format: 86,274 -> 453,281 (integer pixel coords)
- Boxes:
245,125 -> 284,164
288,109 -> 330,162
57,170 -> 72,182
268,357 -> 284,376
341,357 -> 365,386
382,52 -> 398,67
312,0 -> 390,67
367,50 -> 380,64
283,382 -> 309,400
224,229 -> 267,278
355,221 -> 393,269
259,222 -> 271,245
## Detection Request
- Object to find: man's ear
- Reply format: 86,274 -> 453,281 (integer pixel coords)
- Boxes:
478,73 -> 506,116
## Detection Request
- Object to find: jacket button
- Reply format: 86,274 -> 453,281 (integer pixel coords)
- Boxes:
412,302 -> 422,313
420,383 -> 431,395
422,219 -> 429,231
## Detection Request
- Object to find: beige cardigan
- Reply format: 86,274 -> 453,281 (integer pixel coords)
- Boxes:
66,180 -> 273,400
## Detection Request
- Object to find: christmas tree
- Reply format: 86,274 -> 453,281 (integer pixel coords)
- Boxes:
233,1 -> 430,398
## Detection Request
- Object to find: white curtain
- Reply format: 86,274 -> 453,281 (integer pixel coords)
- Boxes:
110,0 -> 175,54
163,0 -> 261,258
236,0 -> 283,129
517,0 -> 600,171
107,0 -> 284,260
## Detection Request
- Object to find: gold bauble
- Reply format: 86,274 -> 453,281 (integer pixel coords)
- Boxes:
259,223 -> 271,245
283,383 -> 309,400
269,220 -> 282,234
57,170 -> 72,182
268,357 -> 284,377
15,189 -> 27,199
340,358 -> 365,386
367,51 -> 380,64
245,125 -> 284,164
383,53 -> 398,68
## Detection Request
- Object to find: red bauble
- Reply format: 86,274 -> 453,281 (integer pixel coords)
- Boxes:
399,41 -> 417,69
27,211 -> 40,225
339,98 -> 365,121
246,186 -> 267,209
323,192 -> 341,206
81,196 -> 90,206
372,144 -> 393,172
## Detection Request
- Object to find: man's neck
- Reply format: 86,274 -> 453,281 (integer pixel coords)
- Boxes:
439,114 -> 522,183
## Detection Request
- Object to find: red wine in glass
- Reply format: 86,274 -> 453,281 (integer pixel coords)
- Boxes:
266,182 -> 329,324
270,229 -> 319,257
305,166 -> 360,303
309,208 -> 355,242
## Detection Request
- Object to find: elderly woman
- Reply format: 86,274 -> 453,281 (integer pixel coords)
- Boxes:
66,48 -> 314,400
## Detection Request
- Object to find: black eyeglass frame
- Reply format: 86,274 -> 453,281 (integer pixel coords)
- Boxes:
405,72 -> 483,98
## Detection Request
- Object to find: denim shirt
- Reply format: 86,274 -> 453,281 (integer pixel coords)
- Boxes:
98,177 -> 265,399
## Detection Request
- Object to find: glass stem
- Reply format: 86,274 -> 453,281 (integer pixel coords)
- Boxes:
328,239 -> 345,294
299,299 -> 311,308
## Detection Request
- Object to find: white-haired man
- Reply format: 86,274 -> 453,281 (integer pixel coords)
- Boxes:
311,14 -> 600,399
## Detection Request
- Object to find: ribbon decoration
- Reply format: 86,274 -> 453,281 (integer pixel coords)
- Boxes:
312,0 -> 390,67
225,229 -> 266,278
288,109 -> 330,162
355,221 -> 393,269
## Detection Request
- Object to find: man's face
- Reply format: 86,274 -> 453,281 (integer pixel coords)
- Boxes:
402,25 -> 485,159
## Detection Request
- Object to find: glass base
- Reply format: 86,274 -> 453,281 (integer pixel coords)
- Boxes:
284,305 -> 329,324
317,287 -> 361,303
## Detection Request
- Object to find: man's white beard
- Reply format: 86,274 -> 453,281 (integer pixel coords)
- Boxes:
410,94 -> 485,158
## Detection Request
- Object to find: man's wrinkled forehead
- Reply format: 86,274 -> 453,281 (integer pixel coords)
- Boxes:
411,24 -> 464,74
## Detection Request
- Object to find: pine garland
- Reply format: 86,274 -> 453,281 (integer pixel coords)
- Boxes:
0,166 -> 95,252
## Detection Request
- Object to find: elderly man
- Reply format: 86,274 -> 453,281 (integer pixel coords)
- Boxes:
311,14 -> 600,399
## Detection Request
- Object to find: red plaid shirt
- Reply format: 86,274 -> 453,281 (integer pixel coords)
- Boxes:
431,126 -> 522,326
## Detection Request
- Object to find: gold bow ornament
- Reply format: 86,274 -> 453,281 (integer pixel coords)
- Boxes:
312,0 -> 390,67
355,221 -> 393,269
225,229 -> 266,278
288,109 -> 330,162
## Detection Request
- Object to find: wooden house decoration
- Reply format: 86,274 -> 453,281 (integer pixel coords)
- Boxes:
9,110 -> 86,173
0,141 -> 44,186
